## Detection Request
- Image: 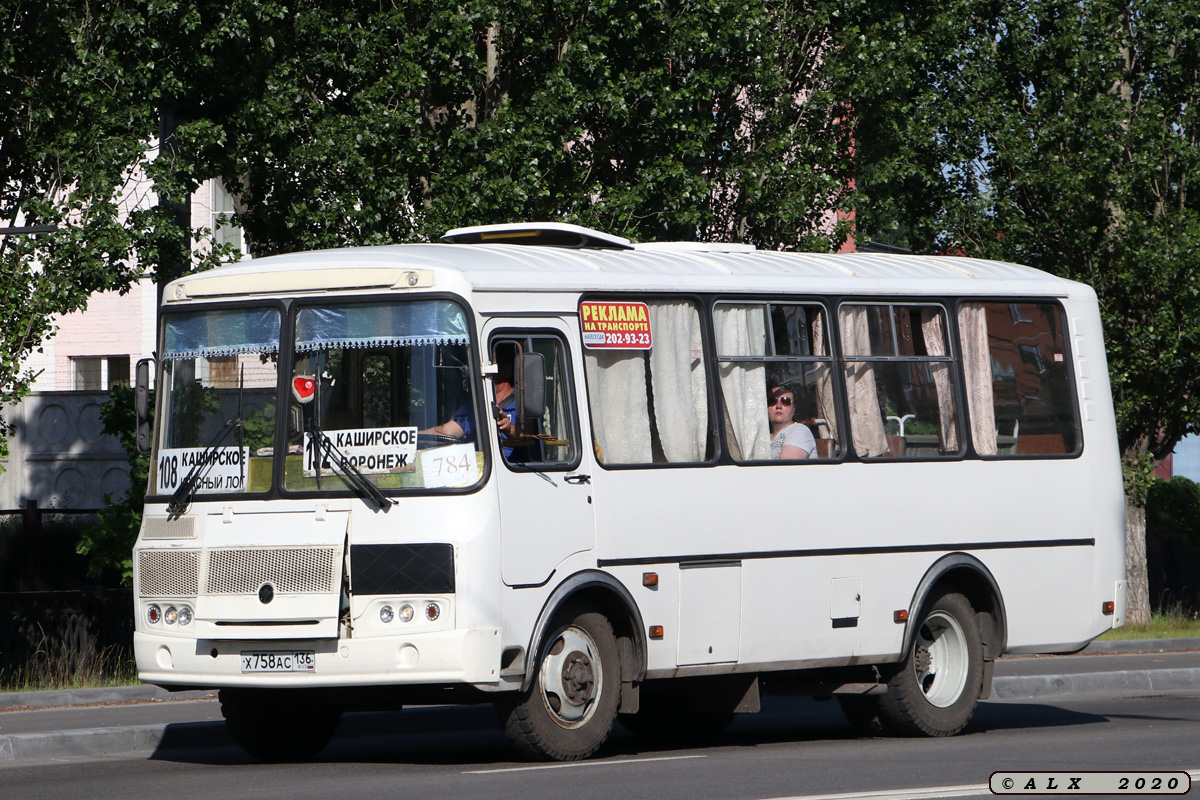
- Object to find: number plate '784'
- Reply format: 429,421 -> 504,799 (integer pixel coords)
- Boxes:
240,651 -> 316,672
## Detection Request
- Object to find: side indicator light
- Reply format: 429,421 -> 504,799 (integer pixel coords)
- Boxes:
642,572 -> 659,587
894,609 -> 909,623
1102,601 -> 1115,615
649,625 -> 664,639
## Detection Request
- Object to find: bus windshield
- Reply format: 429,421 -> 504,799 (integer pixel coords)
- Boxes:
154,306 -> 281,498
284,298 -> 484,493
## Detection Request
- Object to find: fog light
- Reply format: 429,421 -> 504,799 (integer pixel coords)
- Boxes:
398,604 -> 414,623
147,604 -> 161,624
425,602 -> 441,622
164,606 -> 178,625
177,606 -> 192,626
380,605 -> 395,623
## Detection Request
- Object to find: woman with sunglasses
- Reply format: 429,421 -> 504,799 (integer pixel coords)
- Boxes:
768,385 -> 815,459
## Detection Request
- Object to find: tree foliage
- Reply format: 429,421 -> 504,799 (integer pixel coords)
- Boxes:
833,0 -> 1200,471
1,1 -> 149,455
0,0 -> 234,461
78,385 -> 149,585
178,0 -> 854,252
828,0 -> 1200,621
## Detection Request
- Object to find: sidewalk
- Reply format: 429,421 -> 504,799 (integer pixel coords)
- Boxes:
2,638 -> 1198,765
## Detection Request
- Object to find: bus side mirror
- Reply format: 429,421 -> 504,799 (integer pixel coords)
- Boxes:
518,353 -> 545,420
135,358 -> 154,455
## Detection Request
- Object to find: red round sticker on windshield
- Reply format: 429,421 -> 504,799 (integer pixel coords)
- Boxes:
292,376 -> 317,403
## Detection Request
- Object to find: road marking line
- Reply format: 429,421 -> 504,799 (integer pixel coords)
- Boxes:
759,769 -> 1200,800
759,785 -> 988,800
464,754 -> 706,774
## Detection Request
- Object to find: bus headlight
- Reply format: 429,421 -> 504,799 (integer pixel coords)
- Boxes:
177,606 -> 193,626
164,606 -> 178,625
398,604 -> 414,623
380,605 -> 395,624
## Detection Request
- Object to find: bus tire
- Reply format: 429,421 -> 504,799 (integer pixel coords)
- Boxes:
877,590 -> 984,737
219,688 -> 341,762
500,605 -> 620,761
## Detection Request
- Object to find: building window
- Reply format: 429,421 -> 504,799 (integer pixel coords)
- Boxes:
72,355 -> 131,390
211,179 -> 246,256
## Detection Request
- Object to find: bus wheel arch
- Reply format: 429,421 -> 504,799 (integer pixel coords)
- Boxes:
520,570 -> 647,696
499,571 -> 646,761
904,553 -> 1007,664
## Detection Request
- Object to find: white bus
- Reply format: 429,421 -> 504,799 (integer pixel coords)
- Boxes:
132,222 -> 1126,762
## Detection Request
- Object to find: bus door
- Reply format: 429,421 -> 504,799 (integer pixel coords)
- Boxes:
484,322 -> 596,587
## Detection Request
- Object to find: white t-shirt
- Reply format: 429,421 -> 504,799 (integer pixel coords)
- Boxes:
771,422 -> 816,459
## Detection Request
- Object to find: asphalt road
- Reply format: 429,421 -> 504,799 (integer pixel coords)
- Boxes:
3,692 -> 1199,800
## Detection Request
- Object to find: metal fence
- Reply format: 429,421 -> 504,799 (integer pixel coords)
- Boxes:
0,501 -> 99,592
0,588 -> 134,676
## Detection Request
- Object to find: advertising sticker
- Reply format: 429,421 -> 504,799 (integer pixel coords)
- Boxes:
580,301 -> 652,349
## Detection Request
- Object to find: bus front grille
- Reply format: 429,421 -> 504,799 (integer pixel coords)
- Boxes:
138,549 -> 200,597
137,546 -> 340,598
204,547 -> 340,595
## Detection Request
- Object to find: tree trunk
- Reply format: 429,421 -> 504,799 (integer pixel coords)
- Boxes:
1124,493 -> 1151,626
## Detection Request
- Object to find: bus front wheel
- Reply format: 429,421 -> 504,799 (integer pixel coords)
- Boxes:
499,605 -> 620,761
877,590 -> 984,737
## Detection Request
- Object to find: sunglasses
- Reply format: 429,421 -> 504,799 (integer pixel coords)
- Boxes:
769,395 -> 794,406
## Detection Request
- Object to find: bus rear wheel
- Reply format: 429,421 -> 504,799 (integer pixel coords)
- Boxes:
877,590 -> 983,737
499,606 -> 620,761
219,688 -> 341,762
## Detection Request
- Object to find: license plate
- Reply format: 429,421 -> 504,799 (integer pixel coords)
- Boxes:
240,651 -> 316,673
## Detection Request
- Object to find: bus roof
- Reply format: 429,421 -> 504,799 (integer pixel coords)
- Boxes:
164,235 -> 1087,304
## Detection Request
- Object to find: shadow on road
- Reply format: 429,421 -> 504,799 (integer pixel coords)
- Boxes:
150,693 -> 1112,768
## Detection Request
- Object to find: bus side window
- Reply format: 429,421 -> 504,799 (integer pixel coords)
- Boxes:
495,335 -> 579,469
958,302 -> 1079,457
582,299 -> 711,465
840,303 -> 962,459
713,301 -> 839,461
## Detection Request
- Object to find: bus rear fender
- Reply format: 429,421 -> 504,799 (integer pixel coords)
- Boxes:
904,553 -> 1008,697
521,570 -> 647,707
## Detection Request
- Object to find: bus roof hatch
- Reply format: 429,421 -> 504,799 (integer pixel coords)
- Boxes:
440,222 -> 634,250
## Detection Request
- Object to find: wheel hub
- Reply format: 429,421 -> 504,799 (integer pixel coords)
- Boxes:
561,650 -> 595,704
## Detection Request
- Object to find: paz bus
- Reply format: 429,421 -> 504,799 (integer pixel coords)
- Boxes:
132,222 -> 1125,761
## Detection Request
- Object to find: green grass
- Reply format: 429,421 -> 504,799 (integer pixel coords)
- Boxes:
0,634 -> 139,693
1098,608 -> 1200,641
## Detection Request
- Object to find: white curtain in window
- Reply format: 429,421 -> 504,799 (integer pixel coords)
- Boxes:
919,308 -> 959,452
810,315 -> 839,447
714,305 -> 769,460
647,301 -> 708,462
584,350 -> 652,463
958,303 -> 997,455
840,306 -> 890,458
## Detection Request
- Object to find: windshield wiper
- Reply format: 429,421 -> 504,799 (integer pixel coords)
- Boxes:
167,417 -> 240,517
307,422 -> 396,512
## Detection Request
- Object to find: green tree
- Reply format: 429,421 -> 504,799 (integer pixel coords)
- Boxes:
0,1 -> 151,460
79,385 -> 149,585
0,0 -> 237,463
189,1 -> 853,252
830,0 -> 1200,623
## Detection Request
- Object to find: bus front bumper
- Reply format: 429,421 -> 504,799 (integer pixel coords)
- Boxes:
135,627 -> 502,688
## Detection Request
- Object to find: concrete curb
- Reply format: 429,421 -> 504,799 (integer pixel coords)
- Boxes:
1082,637 -> 1200,654
990,667 -> 1200,699
0,686 -> 214,711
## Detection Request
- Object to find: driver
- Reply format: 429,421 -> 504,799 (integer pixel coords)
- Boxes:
423,350 -> 523,459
